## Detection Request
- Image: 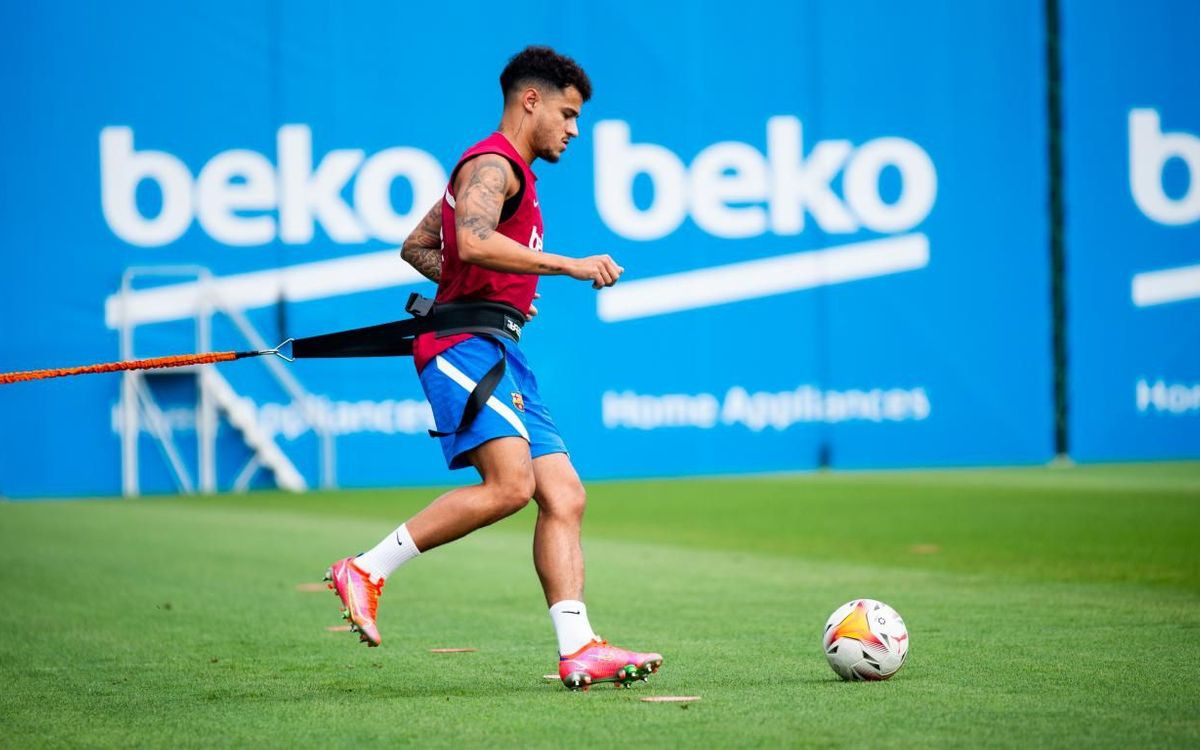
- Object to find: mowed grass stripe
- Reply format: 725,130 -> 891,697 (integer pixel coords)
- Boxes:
166,462 -> 1200,591
0,463 -> 1197,748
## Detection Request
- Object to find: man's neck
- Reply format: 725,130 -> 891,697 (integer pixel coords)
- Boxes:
497,117 -> 536,165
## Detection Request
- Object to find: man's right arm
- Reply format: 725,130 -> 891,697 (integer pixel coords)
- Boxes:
454,154 -> 623,288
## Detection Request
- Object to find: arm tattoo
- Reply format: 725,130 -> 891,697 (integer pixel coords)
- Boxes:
401,201 -> 444,282
454,155 -> 509,245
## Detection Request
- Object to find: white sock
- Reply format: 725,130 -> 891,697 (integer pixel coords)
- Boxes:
355,523 -> 421,582
549,600 -> 598,655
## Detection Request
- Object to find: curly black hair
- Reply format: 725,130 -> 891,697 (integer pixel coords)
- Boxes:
500,46 -> 592,102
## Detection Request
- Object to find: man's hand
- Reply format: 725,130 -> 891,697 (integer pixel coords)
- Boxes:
568,254 -> 624,289
526,292 -> 540,322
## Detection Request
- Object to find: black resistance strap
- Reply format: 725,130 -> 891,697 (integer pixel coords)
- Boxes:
290,294 -> 525,437
426,341 -> 508,438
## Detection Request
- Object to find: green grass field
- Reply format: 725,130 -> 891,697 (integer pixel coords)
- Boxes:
2,463 -> 1198,748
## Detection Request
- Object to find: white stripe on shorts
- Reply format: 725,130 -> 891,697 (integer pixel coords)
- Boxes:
433,354 -> 529,441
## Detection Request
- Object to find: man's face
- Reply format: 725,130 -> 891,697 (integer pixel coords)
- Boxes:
531,85 -> 583,163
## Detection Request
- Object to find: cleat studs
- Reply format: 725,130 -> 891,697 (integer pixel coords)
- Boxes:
563,672 -> 592,691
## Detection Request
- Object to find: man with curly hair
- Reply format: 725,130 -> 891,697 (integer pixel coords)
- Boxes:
325,46 -> 662,691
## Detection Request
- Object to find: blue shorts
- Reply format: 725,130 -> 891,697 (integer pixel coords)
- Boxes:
419,336 -> 568,470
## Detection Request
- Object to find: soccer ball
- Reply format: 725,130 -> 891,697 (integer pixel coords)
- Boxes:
822,599 -> 909,681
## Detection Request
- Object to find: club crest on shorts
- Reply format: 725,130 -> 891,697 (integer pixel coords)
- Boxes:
511,392 -> 525,412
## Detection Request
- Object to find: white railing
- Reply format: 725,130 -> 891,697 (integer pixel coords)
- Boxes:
113,266 -> 336,496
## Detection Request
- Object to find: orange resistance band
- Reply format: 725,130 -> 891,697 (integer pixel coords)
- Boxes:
0,351 -> 249,385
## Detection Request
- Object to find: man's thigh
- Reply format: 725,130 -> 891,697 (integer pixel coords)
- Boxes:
467,435 -> 535,484
420,338 -> 530,470
508,352 -> 568,462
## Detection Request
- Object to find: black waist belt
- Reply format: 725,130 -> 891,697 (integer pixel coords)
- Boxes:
290,294 -> 524,438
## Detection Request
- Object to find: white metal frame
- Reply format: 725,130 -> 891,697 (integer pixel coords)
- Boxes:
115,266 -> 336,496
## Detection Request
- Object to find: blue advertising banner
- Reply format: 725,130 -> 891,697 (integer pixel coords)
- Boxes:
1062,0 -> 1200,461
0,1 -> 1054,498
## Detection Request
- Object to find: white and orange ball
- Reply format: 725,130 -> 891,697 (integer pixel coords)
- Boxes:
822,599 -> 909,681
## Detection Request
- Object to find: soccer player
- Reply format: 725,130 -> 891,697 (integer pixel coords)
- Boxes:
325,46 -> 662,690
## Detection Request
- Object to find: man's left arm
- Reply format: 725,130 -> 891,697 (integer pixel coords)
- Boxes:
401,201 -> 443,282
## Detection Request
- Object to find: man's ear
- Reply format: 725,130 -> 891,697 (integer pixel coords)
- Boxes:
522,87 -> 540,113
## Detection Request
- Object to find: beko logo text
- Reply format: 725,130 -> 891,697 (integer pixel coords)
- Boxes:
1129,109 -> 1200,225
594,117 -> 937,240
100,125 -> 447,246
100,117 -> 936,247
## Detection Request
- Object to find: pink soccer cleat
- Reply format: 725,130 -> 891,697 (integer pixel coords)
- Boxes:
324,556 -> 384,647
558,639 -> 664,690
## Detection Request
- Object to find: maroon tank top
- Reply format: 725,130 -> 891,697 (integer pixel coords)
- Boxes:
413,132 -> 544,371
